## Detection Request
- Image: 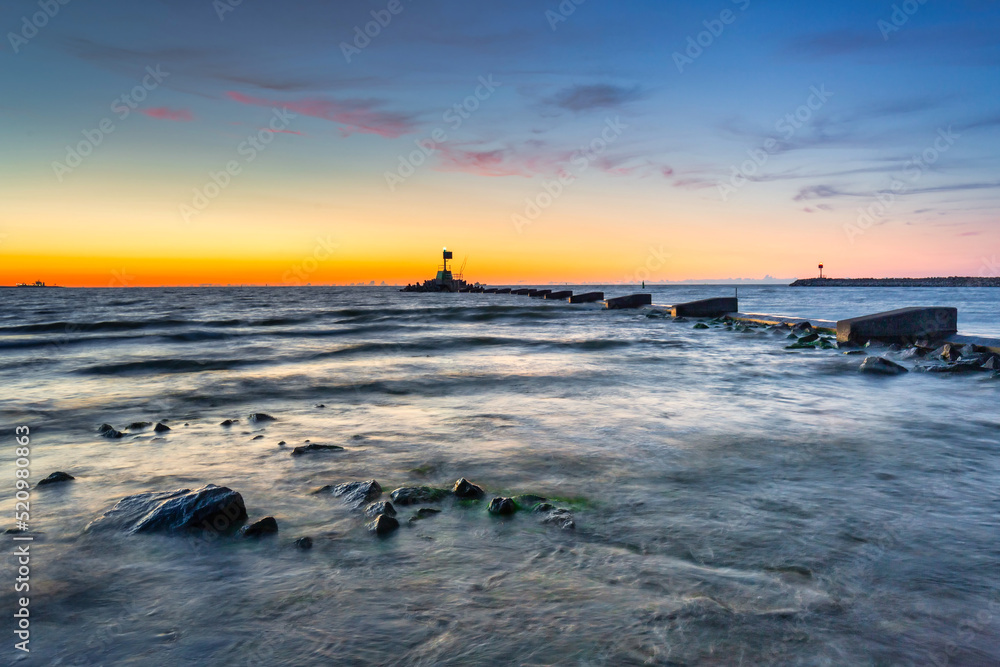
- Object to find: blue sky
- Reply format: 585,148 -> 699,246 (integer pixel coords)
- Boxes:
2,0 -> 999,284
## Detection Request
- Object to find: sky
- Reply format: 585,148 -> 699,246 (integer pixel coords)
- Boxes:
1,0 -> 998,286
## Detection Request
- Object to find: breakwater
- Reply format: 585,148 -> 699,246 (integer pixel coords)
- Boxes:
791,277 -> 1000,287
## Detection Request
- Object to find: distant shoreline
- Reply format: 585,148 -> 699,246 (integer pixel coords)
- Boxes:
790,277 -> 1000,287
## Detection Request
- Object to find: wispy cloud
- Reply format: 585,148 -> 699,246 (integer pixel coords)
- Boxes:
227,91 -> 416,138
547,84 -> 644,112
139,107 -> 193,121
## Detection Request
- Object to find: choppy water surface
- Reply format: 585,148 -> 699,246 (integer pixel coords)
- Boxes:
1,286 -> 998,665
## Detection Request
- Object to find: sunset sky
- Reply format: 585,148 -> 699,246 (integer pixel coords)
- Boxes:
1,0 -> 998,286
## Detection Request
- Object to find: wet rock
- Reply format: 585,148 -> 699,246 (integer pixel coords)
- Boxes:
316,480 -> 382,508
931,344 -> 959,361
291,443 -> 345,456
453,478 -> 485,500
844,350 -> 867,356
887,343 -> 902,352
540,508 -> 575,530
533,503 -> 556,513
315,404 -> 326,408
900,346 -> 929,360
390,486 -> 449,505
792,322 -> 813,332
798,333 -> 820,344
241,516 -> 278,537
36,471 -> 74,487
127,421 -> 152,431
252,435 -> 264,440
513,494 -> 547,509
295,536 -> 313,549
673,316 -> 688,322
153,423 -> 171,433
488,497 -> 516,516
248,413 -> 276,423
408,507 -> 441,523
859,357 -> 908,375
278,441 -> 286,446
693,323 -> 709,329
925,360 -> 987,374
99,423 -> 125,439
364,500 -> 396,519
982,355 -> 1000,371
367,514 -> 399,536
220,419 -> 238,427
86,484 -> 247,535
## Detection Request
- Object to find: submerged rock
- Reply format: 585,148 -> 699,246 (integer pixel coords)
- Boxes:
316,480 -> 382,508
408,508 -> 441,523
241,516 -> 278,537
126,421 -> 153,431
924,360 -> 987,374
488,497 -> 516,516
252,435 -> 264,440
844,350 -> 867,356
367,514 -> 399,536
294,536 -> 313,549
798,333 -> 820,344
290,443 -> 345,456
390,486 -> 449,505
453,478 -> 485,500
248,413 -> 276,423
859,357 -> 908,375
220,419 -> 238,427
540,508 -> 575,530
693,323 -> 709,329
513,494 -> 547,509
98,423 -> 125,439
364,500 -> 396,519
86,484 -> 247,535
153,422 -> 171,433
36,471 -> 75,487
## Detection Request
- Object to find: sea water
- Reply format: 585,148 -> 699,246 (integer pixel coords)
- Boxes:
0,286 -> 998,665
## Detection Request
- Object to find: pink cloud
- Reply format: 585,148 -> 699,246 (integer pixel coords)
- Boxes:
259,128 -> 305,135
140,107 -> 193,121
435,145 -> 532,177
227,91 -> 414,138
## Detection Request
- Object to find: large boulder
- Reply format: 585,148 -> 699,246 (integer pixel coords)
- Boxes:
488,497 -> 516,516
36,471 -> 74,487
390,486 -> 449,505
316,480 -> 382,508
453,478 -> 485,500
86,485 -> 247,535
859,357 -> 908,375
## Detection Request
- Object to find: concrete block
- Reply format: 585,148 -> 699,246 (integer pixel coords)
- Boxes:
604,293 -> 653,309
671,297 -> 738,318
546,290 -> 573,299
569,292 -> 604,303
836,307 -> 958,344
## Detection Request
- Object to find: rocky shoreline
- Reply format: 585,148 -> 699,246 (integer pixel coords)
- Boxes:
790,277 -> 1000,287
